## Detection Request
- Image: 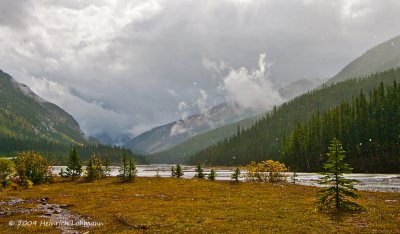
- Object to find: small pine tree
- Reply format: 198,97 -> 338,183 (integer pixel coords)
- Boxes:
93,154 -> 104,179
126,158 -> 137,182
231,167 -> 241,183
208,169 -> 216,181
85,159 -> 96,181
317,138 -> 363,212
118,153 -> 129,182
65,146 -> 82,181
171,164 -> 184,178
194,164 -> 204,179
103,154 -> 111,177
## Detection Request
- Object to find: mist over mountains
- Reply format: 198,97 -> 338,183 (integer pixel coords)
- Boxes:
2,0 -> 400,145
124,75 -> 326,154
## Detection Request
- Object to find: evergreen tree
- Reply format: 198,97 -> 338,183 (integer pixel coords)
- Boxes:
172,164 -> 184,178
194,164 -> 204,179
281,80 -> 400,173
231,167 -> 241,183
208,169 -> 216,181
104,154 -> 111,177
85,158 -> 96,181
317,138 -> 363,212
65,146 -> 82,180
118,153 -> 129,182
126,158 -> 137,182
92,154 -> 104,179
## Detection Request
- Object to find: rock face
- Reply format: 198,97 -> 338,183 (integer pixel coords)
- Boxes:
0,70 -> 87,144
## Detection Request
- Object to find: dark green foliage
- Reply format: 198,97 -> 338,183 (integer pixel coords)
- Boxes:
317,138 -> 363,212
282,80 -> 400,173
127,158 -> 137,182
194,164 -> 204,179
190,69 -> 400,173
118,154 -> 128,182
0,135 -> 147,165
65,146 -> 82,180
118,154 -> 137,182
172,164 -> 184,178
86,159 -> 95,181
208,169 -> 216,181
104,154 -> 111,177
231,168 -> 241,183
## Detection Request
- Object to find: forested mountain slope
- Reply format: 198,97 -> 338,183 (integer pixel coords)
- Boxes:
282,80 -> 400,173
0,70 -> 86,144
190,69 -> 400,170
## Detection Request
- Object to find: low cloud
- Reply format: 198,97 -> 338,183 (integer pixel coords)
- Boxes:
27,75 -> 134,139
211,53 -> 284,111
1,0 -> 400,144
169,53 -> 283,137
170,89 -> 213,137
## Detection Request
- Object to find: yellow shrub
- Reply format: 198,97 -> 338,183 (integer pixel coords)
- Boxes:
245,160 -> 287,183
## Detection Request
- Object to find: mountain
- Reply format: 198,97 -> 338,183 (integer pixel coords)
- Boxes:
126,103 -> 259,155
0,70 -> 86,144
190,68 -> 400,167
144,77 -> 328,163
146,114 -> 262,163
0,70 -> 147,164
127,76 -> 325,159
326,35 -> 400,85
153,36 -> 400,165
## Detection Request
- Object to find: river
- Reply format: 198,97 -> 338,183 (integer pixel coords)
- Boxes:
52,165 -> 400,193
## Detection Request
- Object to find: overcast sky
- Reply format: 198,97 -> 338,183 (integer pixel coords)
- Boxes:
0,0 -> 399,141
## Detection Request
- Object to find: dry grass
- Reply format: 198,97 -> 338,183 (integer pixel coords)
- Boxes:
1,177 -> 399,233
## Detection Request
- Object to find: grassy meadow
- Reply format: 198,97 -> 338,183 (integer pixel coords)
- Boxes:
0,177 -> 399,233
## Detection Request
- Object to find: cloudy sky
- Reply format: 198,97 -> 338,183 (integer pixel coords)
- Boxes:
0,0 -> 399,142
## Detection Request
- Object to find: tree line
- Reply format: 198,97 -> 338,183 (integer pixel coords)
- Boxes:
0,135 -> 146,165
282,81 -> 400,173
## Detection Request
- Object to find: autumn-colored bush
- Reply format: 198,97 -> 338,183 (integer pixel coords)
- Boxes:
245,160 -> 288,183
15,151 -> 51,185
